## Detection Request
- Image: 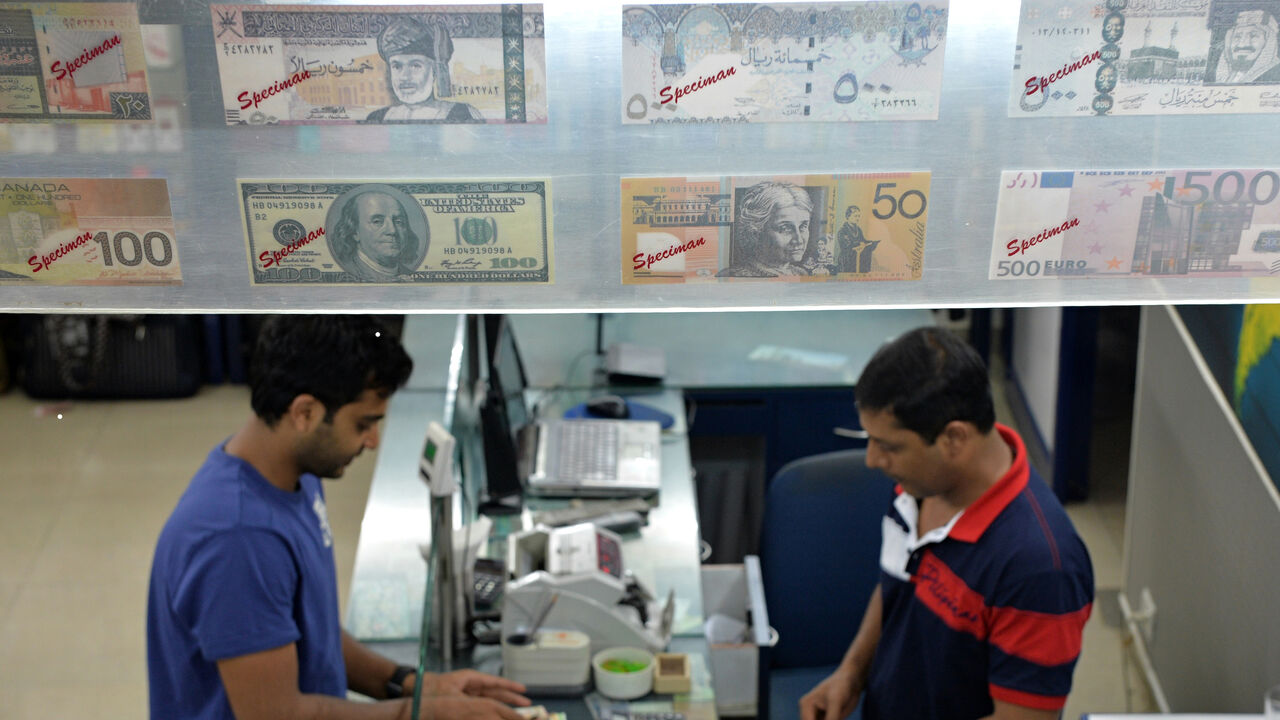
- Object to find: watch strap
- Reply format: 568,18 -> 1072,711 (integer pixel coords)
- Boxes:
385,665 -> 417,699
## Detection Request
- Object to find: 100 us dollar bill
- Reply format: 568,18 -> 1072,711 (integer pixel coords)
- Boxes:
239,180 -> 553,285
211,4 -> 546,125
0,2 -> 152,121
622,2 -> 949,123
622,173 -> 929,283
0,178 -> 180,284
990,169 -> 1280,279
1012,0 -> 1280,116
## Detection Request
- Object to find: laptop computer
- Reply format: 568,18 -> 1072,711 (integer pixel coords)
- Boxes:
484,316 -> 662,498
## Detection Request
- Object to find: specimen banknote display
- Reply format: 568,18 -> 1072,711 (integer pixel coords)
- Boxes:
0,178 -> 180,284
1012,0 -> 1280,116
991,169 -> 1280,279
239,180 -> 553,285
622,2 -> 949,123
622,173 -> 929,283
211,4 -> 546,125
0,2 -> 151,121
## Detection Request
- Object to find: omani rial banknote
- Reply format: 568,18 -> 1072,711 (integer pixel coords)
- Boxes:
622,2 -> 949,123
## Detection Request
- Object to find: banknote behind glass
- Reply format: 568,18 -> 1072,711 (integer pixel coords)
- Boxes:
990,169 -> 1280,279
1012,0 -> 1280,116
622,2 -> 949,123
0,3 -> 151,121
0,178 -> 180,285
211,4 -> 546,125
622,173 -> 929,284
239,180 -> 553,285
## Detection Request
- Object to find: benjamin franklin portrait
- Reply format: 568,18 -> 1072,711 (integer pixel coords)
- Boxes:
325,184 -> 430,282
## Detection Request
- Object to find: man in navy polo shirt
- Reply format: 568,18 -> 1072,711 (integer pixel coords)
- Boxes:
148,316 -> 529,720
800,327 -> 1094,720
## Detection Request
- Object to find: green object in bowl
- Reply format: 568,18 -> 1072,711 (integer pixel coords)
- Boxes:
601,658 -> 649,674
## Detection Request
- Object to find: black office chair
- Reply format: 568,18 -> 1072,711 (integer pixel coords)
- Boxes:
758,449 -> 895,720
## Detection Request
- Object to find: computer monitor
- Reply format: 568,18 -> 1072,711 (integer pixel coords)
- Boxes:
486,314 -> 530,441
477,315 -> 528,513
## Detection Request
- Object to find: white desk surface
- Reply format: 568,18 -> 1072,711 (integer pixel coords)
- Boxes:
1082,715 -> 1265,719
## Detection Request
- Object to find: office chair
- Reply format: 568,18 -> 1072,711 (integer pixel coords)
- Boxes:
758,449 -> 895,720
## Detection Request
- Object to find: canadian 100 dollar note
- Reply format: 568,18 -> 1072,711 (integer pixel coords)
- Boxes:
990,169 -> 1280,279
0,178 -> 180,284
621,2 -> 949,123
1012,0 -> 1280,116
622,173 -> 929,284
0,2 -> 152,121
210,4 -> 545,125
239,180 -> 553,285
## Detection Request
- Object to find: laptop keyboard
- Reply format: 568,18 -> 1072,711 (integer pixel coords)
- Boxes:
558,421 -> 619,481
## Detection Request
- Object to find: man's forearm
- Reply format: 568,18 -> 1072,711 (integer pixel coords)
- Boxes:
294,694 -> 409,720
837,585 -> 883,690
342,630 -> 402,700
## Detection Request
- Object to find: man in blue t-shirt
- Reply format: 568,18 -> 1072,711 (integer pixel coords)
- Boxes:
800,328 -> 1094,720
148,316 -> 529,720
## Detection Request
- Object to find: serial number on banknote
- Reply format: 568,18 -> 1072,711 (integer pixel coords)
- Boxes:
249,200 -> 323,210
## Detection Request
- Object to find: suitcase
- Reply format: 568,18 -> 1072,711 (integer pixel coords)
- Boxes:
21,315 -> 204,399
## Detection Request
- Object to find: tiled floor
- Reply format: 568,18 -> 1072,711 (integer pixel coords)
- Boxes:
0,386 -> 375,719
0,380 -> 1153,719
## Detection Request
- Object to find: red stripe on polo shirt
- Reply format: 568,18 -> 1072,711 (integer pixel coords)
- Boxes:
989,601 -> 1092,667
989,683 -> 1067,710
912,552 -> 989,639
950,424 -> 1029,543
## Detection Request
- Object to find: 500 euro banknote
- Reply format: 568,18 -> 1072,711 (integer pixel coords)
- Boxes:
622,173 -> 929,284
0,178 -> 179,284
991,169 -> 1280,279
0,2 -> 151,121
1012,0 -> 1280,116
622,2 -> 949,123
211,4 -> 545,125
239,180 -> 553,285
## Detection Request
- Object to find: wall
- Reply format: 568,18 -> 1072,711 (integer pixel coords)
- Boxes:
1011,306 -> 1062,451
1123,306 -> 1280,711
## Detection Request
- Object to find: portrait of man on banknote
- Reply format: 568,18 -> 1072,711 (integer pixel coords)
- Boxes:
326,185 -> 427,282
1208,7 -> 1280,84
718,181 -> 831,278
363,17 -> 483,123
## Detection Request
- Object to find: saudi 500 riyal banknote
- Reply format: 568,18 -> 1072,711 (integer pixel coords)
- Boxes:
239,180 -> 552,285
1013,0 -> 1280,116
0,3 -> 151,121
990,169 -> 1280,279
621,2 -> 948,123
622,173 -> 929,284
211,4 -> 545,125
0,178 -> 179,284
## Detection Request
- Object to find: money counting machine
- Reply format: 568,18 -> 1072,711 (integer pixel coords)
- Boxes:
500,523 -> 673,690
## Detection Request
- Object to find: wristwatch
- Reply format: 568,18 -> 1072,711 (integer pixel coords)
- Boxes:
385,665 -> 417,700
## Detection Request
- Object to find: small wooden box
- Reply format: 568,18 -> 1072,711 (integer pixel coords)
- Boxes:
652,652 -> 692,694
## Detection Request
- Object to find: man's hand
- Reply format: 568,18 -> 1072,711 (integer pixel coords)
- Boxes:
422,669 -> 531,707
799,666 -> 860,720
415,695 -> 526,720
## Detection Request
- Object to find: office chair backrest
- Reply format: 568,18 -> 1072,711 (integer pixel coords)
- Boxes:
760,449 -> 896,669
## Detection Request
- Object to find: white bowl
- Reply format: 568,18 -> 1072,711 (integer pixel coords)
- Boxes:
591,646 -> 655,700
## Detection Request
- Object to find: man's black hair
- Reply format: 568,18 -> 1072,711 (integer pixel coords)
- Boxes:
854,326 -> 995,443
249,315 -> 413,426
